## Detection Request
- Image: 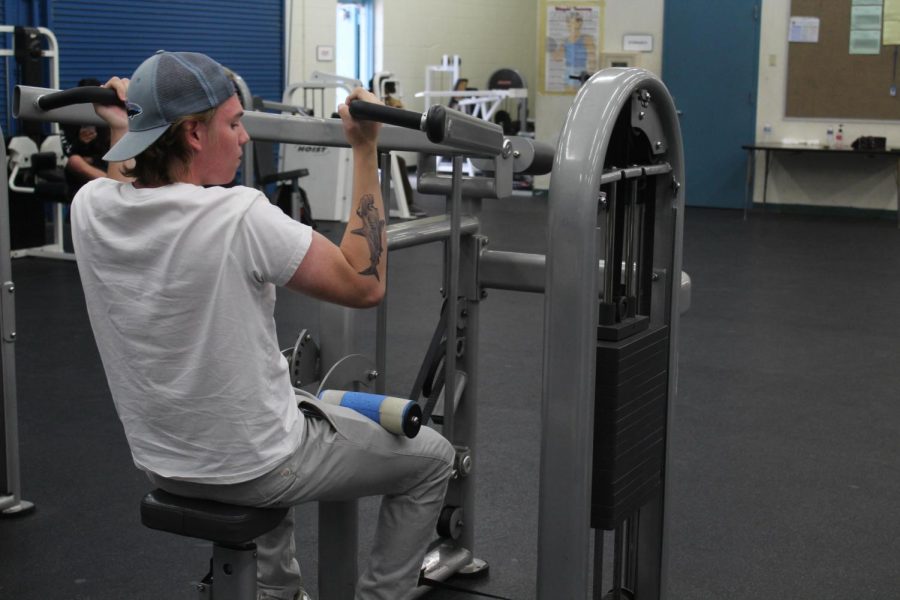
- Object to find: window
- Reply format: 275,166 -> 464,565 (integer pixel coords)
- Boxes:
336,0 -> 373,97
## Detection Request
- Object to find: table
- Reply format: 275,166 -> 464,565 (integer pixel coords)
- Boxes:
742,142 -> 900,227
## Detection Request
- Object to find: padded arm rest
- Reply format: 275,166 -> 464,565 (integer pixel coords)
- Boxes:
140,488 -> 287,545
35,181 -> 70,203
257,167 -> 309,186
31,151 -> 61,172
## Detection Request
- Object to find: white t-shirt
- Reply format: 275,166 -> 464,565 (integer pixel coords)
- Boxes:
71,179 -> 313,484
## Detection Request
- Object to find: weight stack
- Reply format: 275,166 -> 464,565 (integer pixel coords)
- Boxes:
592,325 -> 670,530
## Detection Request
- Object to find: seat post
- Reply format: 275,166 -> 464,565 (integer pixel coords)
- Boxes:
203,543 -> 259,600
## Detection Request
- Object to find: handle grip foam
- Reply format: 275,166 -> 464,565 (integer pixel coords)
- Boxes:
36,86 -> 123,112
318,390 -> 422,438
348,100 -> 423,131
348,99 -> 505,156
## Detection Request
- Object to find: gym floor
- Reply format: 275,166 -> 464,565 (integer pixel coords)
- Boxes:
2,190 -> 900,599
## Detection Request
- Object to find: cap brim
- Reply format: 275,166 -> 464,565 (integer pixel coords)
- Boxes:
103,124 -> 170,162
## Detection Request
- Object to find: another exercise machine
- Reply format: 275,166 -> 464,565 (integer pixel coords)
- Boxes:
1,25 -> 72,261
277,72 -> 360,222
372,71 -> 403,105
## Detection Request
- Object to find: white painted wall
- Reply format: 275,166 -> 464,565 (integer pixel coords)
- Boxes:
286,0 -> 539,164
286,0 -> 660,182
378,0 -> 540,167
287,0 -> 538,110
285,0 -> 895,210
380,0 -> 538,114
754,0 -> 899,211
287,0 -> 336,86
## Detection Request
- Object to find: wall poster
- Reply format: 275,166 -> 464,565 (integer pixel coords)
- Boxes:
540,1 -> 605,94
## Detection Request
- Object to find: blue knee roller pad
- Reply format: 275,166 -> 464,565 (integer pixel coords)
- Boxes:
318,390 -> 422,438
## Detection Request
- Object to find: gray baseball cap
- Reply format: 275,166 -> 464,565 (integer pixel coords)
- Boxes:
104,50 -> 235,162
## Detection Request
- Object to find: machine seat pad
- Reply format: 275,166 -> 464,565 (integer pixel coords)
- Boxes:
140,488 -> 288,545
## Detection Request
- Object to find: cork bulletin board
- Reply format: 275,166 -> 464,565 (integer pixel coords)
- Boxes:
787,0 -> 900,120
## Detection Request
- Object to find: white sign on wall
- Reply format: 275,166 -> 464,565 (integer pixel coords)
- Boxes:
316,45 -> 334,62
623,34 -> 653,52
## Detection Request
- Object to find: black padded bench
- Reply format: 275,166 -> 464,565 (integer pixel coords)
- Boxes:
140,488 -> 288,599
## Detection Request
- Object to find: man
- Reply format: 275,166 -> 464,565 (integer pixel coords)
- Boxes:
71,50 -> 454,600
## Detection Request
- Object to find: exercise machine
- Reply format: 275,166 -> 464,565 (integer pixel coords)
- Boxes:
421,54 -> 463,110
372,71 -> 403,105
339,68 -> 687,599
12,80 -> 551,597
12,64 -> 689,598
486,67 -> 530,136
279,73 -> 357,223
416,57 -> 531,179
1,25 -> 72,261
416,62 -> 529,126
414,85 -> 528,126
539,69 -> 685,600
275,71 -> 414,222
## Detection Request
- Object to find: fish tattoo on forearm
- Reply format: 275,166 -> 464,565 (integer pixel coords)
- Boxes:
351,194 -> 385,281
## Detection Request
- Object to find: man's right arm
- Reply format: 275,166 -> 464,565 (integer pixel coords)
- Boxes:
284,88 -> 387,309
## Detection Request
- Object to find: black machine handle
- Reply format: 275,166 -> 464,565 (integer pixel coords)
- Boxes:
348,100 -> 505,156
36,86 -> 124,112
348,100 -> 423,131
529,141 -> 555,175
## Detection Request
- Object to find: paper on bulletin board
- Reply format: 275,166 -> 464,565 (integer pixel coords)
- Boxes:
851,5 -> 883,30
789,16 -> 819,43
851,1 -> 884,53
850,30 -> 882,53
884,0 -> 900,44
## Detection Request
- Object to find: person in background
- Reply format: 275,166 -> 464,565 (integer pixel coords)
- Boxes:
60,77 -> 111,201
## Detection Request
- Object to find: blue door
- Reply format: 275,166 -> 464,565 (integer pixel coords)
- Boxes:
663,1 -> 761,208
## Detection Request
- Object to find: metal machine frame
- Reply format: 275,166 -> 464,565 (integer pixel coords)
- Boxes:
277,72 -> 414,221
0,123 -> 35,516
539,69 -> 685,599
9,66 -> 688,600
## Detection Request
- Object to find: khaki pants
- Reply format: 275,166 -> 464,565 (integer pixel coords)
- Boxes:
148,399 -> 455,600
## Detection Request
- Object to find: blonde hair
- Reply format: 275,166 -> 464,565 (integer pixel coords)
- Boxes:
122,107 -> 217,186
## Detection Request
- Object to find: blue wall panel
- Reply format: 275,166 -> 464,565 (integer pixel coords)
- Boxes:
49,0 -> 283,101
0,1 -> 8,136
